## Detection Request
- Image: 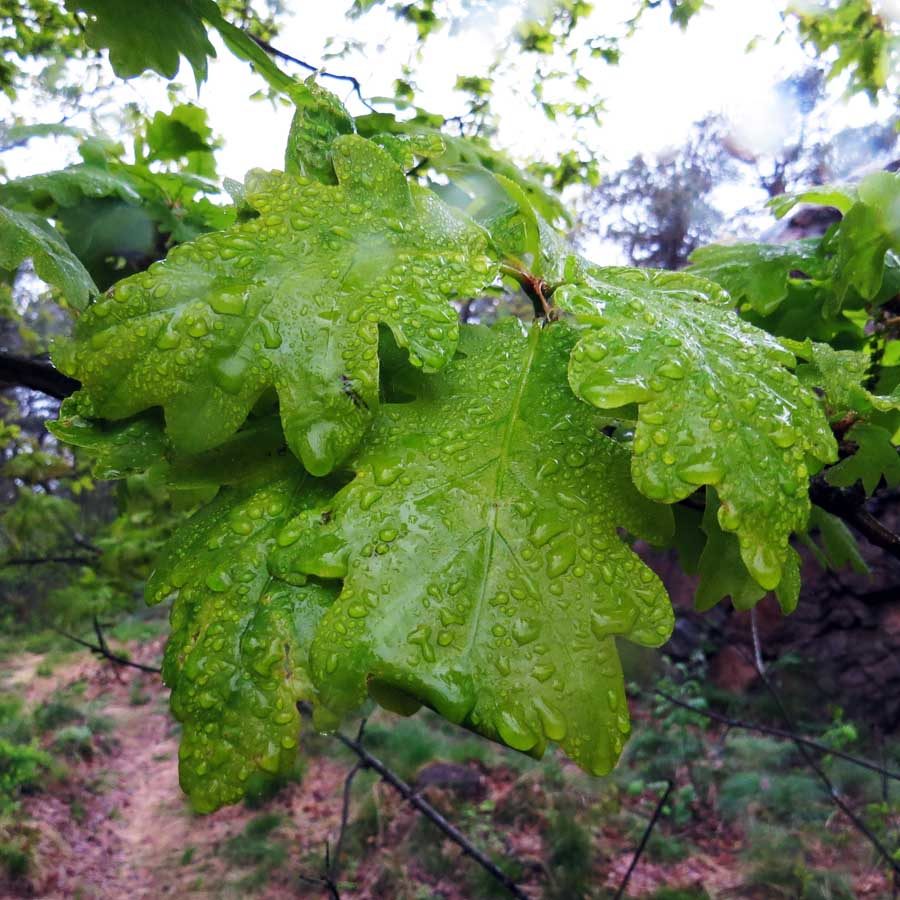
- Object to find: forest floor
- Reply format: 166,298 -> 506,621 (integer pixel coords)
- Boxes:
0,626 -> 895,899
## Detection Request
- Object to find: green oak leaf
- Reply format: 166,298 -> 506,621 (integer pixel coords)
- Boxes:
696,489 -> 800,614
687,240 -> 827,316
272,321 -> 674,776
826,423 -> 900,495
558,266 -> 836,591
768,184 -> 855,219
805,506 -> 868,575
56,135 -> 497,476
791,341 -> 900,420
0,165 -> 142,210
66,0 -> 217,83
284,79 -> 355,184
49,393 -> 287,490
355,111 -> 571,227
766,172 -> 900,315
145,471 -> 338,813
0,204 -> 96,309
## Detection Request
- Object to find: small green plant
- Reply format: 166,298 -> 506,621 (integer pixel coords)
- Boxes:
222,813 -> 288,890
51,725 -> 95,759
544,801 -> 593,899
0,739 -> 55,812
741,824 -> 855,899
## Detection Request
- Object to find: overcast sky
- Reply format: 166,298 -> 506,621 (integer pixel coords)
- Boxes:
2,0 -> 896,220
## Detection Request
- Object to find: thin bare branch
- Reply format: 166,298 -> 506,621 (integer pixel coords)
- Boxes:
299,702 -> 528,899
53,626 -> 162,675
3,555 -> 96,567
0,354 -> 80,399
247,35 -> 375,110
614,779 -> 673,900
652,688 -> 900,783
328,718 -> 369,884
748,630 -> 900,878
810,477 -> 900,561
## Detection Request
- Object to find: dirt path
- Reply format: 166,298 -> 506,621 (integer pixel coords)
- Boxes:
2,645 -> 349,899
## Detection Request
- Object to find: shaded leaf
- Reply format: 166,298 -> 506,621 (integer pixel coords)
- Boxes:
146,471 -> 338,812
67,0 -> 218,83
826,422 -> 900,495
687,239 -> 827,315
0,204 -> 96,309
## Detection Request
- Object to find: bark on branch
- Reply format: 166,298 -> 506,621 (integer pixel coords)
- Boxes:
0,354 -> 79,399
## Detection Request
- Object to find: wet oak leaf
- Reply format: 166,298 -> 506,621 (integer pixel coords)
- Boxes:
687,239 -> 828,316
271,321 -> 674,776
145,470 -> 338,813
66,0 -> 218,83
49,394 -> 288,491
0,204 -> 96,310
826,423 -> 900,495
790,341 -> 900,420
56,135 -> 497,476
558,267 -> 836,591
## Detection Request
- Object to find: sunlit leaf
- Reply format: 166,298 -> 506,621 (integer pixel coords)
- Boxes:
559,266 -> 836,590
272,321 -> 674,775
56,135 -> 497,476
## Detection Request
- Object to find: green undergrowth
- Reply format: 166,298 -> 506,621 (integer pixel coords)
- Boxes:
0,681 -> 122,882
0,639 -> 893,896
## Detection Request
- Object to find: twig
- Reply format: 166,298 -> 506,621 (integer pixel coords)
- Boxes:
298,849 -> 341,900
749,635 -> 900,878
614,779 -> 673,900
750,607 -> 765,675
248,35 -> 375,110
53,626 -> 162,674
652,688 -> 900,783
0,354 -> 80,399
328,717 -> 368,883
2,555 -> 96,567
810,476 -> 900,562
299,702 -> 528,899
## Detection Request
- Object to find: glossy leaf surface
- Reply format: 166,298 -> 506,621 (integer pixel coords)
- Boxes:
146,471 -> 337,812
0,204 -> 96,309
559,266 -> 836,590
273,321 -> 674,776
57,135 -> 497,475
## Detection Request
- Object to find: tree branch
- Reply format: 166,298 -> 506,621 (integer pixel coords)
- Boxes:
748,630 -> 900,878
0,354 -> 79,400
53,626 -> 162,675
652,688 -> 900,783
298,702 -> 528,899
2,555 -> 96,567
614,779 -> 673,900
247,35 -> 375,110
810,476 -> 900,562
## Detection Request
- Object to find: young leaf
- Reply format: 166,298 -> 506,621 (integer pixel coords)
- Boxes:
272,321 -> 674,776
56,135 -> 497,475
146,471 -> 338,813
792,342 -> 900,420
559,266 -> 836,591
826,423 -> 900,495
284,79 -> 355,183
66,0 -> 218,83
806,506 -> 869,575
0,204 -> 96,309
687,239 -> 827,315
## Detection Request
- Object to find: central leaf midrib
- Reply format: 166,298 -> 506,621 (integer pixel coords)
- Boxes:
462,323 -> 541,664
